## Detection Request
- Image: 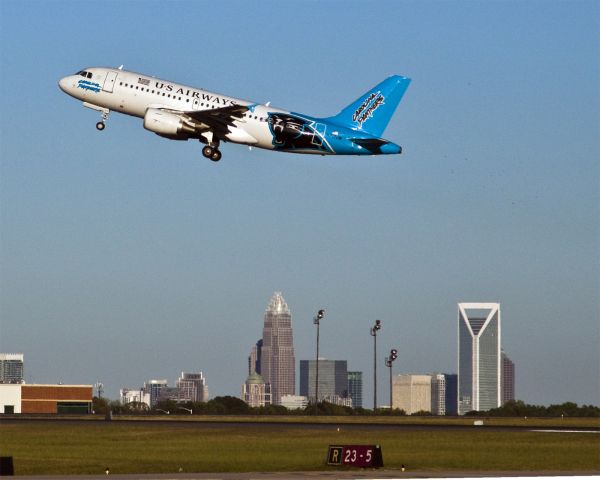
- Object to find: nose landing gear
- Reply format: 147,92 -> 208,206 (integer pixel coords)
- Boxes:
95,108 -> 110,131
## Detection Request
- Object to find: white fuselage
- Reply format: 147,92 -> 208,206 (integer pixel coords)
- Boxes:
59,66 -> 288,151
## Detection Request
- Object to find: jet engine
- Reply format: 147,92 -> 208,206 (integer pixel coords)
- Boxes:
143,108 -> 195,139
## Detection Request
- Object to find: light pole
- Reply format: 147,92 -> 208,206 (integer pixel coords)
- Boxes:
370,319 -> 382,410
313,309 -> 325,414
385,348 -> 398,411
177,407 -> 192,414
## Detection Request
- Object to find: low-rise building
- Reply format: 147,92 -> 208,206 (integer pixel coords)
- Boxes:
0,384 -> 92,414
242,372 -> 271,407
279,395 -> 308,410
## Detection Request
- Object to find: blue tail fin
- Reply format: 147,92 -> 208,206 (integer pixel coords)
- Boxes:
326,75 -> 411,137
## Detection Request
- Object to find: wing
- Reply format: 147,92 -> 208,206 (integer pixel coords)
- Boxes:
172,105 -> 250,138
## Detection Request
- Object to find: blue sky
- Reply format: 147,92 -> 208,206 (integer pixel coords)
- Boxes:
1,0 -> 598,407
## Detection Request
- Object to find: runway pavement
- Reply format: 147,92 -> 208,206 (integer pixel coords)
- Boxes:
9,470 -> 600,480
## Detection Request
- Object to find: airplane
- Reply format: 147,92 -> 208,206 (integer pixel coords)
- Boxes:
58,66 -> 411,162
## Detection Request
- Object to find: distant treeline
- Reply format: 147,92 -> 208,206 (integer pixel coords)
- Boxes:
93,396 -> 599,417
94,396 -> 406,416
467,400 -> 600,418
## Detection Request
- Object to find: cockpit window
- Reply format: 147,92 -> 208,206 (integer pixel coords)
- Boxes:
76,70 -> 92,78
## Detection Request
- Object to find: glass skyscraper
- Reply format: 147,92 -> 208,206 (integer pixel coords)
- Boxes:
347,371 -> 363,408
299,359 -> 348,402
458,303 -> 501,414
260,292 -> 296,405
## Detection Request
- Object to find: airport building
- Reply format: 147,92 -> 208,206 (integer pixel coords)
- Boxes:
0,384 -> 92,414
458,303 -> 502,414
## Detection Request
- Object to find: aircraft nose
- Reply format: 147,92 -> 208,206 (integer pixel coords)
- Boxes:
58,76 -> 71,93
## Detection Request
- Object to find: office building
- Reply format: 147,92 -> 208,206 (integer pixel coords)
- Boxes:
501,351 -> 515,405
347,371 -> 363,408
0,354 -> 24,384
177,372 -> 209,403
431,373 -> 446,415
120,388 -> 150,406
248,339 -> 263,375
443,373 -> 458,415
392,374 -> 432,414
144,379 -> 168,408
259,292 -> 296,405
242,372 -> 271,407
458,303 -> 501,414
157,386 -> 181,403
299,359 -> 348,402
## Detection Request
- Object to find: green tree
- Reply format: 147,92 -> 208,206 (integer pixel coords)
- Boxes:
92,396 -> 109,415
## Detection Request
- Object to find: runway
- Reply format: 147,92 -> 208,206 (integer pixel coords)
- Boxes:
10,470 -> 600,480
2,416 -> 599,433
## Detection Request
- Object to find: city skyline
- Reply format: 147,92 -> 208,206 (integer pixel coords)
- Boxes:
1,291 -> 596,408
1,2 -> 598,408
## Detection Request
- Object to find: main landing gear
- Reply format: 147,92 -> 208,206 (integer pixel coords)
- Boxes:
200,132 -> 222,162
202,144 -> 222,162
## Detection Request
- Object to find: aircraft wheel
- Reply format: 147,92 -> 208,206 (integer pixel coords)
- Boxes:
202,146 -> 214,158
96,121 -> 106,131
211,149 -> 222,162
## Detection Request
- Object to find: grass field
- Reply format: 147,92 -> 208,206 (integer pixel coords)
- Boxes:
1,417 -> 599,475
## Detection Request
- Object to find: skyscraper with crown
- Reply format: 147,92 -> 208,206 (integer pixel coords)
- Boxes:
458,302 -> 501,414
258,292 -> 296,405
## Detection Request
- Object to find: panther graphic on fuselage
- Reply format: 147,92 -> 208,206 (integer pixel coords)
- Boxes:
267,113 -> 329,152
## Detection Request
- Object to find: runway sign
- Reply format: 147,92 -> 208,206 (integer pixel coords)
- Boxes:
327,444 -> 383,468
